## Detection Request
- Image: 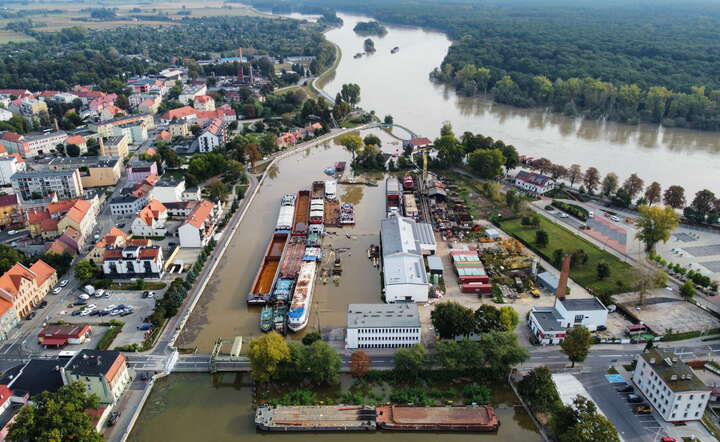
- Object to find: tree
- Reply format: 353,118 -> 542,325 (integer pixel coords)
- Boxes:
644,181 -> 662,205
65,143 -> 80,157
393,343 -> 426,379
363,134 -> 381,147
383,114 -> 393,124
499,306 -> 519,331
205,181 -> 229,201
596,261 -> 610,280
468,148 -> 505,179
350,350 -> 370,377
302,331 -> 321,346
246,142 -> 261,168
636,205 -> 680,252
463,384 -> 490,405
634,266 -> 667,305
0,244 -> 27,274
560,326 -> 592,367
601,172 -> 619,196
8,382 -> 103,442
474,304 -> 503,333
680,280 -> 696,300
338,134 -> 362,162
623,173 -> 644,199
583,167 -> 600,193
663,185 -> 686,208
517,366 -> 562,414
74,259 -> 97,282
500,144 -> 519,171
248,331 -> 290,383
567,164 -> 583,187
690,189 -> 716,218
535,229 -> 549,248
554,396 -> 620,442
435,134 -> 464,167
304,340 -> 342,385
431,301 -> 476,338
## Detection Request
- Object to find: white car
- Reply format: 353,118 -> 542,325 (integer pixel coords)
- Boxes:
52,287 -> 62,294
85,304 -> 97,310
78,294 -> 90,300
104,304 -> 117,311
59,280 -> 69,287
7,230 -> 16,235
610,215 -> 620,222
80,309 -> 92,316
94,289 -> 106,298
588,211 -> 594,218
559,213 -> 569,218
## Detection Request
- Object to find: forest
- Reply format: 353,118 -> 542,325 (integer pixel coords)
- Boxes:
246,0 -> 720,130
0,15 -> 335,91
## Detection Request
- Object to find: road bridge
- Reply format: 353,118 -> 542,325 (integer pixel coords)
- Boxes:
365,122 -> 418,139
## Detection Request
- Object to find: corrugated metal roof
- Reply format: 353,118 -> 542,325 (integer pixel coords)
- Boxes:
347,303 -> 420,328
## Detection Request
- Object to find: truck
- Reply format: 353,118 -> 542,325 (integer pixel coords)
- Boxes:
83,285 -> 95,295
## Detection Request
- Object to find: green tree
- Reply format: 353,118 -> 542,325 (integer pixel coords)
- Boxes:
663,185 -> 686,209
304,340 -> 342,385
205,181 -> 229,201
0,244 -> 27,274
463,384 -> 490,405
430,301 -> 476,338
394,343 -> 426,379
601,173 -> 618,196
499,306 -> 519,331
474,304 -> 503,333
636,205 -> 680,252
535,229 -> 549,248
680,280 -> 696,300
363,134 -> 381,147
468,148 -> 504,179
337,134 -> 363,162
8,382 -> 103,442
596,261 -> 610,280
555,396 -> 620,442
383,114 -> 393,124
517,366 -> 562,414
434,134 -> 464,166
623,173 -> 645,200
248,331 -> 290,383
302,331 -> 321,346
583,167 -> 600,193
66,143 -> 81,157
644,181 -> 662,205
560,326 -> 592,367
74,259 -> 97,282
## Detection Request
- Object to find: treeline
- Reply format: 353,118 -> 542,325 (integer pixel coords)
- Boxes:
0,16 -> 334,91
353,21 -> 387,36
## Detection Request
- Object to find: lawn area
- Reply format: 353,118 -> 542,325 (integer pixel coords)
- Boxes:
499,216 -> 634,296
0,31 -> 35,44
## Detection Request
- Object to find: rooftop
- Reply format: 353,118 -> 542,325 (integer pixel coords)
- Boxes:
49,156 -> 118,168
641,348 -> 711,393
12,169 -> 78,180
531,307 -> 564,332
347,303 -> 420,328
156,176 -> 185,187
1,359 -> 64,397
64,349 -> 122,378
559,297 -> 607,312
104,136 -> 126,147
516,170 -> 553,186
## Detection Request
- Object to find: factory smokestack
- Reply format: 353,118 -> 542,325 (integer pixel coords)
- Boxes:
556,254 -> 571,300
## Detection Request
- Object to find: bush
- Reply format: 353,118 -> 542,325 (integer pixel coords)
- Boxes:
463,384 -> 490,405
97,323 -> 123,350
551,200 -> 589,220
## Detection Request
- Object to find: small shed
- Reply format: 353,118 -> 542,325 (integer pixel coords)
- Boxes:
537,271 -> 559,292
427,255 -> 444,275
484,228 -> 501,240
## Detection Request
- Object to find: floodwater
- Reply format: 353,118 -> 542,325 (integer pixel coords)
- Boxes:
320,13 -> 719,196
178,129 -> 400,351
129,373 -> 543,442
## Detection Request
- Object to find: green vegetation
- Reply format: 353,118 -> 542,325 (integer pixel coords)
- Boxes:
431,302 -> 520,338
353,21 -> 387,36
551,200 -> 589,221
8,382 -> 103,442
553,396 -> 620,442
96,321 -> 124,350
106,281 -> 167,291
560,326 -> 592,367
499,216 -> 633,295
517,366 -> 562,414
636,205 -> 680,252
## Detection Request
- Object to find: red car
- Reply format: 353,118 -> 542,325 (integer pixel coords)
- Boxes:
661,437 -> 677,442
604,212 -> 612,218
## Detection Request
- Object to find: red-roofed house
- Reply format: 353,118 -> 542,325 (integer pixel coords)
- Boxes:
403,137 -> 432,149
197,117 -> 227,152
64,135 -> 88,154
89,227 -> 129,263
178,200 -> 223,248
102,246 -> 165,279
193,95 -> 215,112
131,200 -> 167,237
38,324 -> 91,347
0,298 -> 18,340
100,104 -> 127,121
0,260 -> 58,318
514,170 -> 555,195
57,199 -> 96,244
155,130 -> 172,142
159,106 -> 197,124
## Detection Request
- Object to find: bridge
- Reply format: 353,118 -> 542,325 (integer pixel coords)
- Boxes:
365,122 -> 418,139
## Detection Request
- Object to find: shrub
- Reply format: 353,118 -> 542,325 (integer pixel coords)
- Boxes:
463,384 -> 490,405
551,200 -> 588,220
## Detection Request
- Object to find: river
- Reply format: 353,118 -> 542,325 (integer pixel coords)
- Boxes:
320,13 -> 718,197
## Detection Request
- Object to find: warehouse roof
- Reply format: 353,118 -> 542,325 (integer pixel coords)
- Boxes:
347,303 -> 420,328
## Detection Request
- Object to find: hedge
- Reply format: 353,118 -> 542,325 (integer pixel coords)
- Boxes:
551,200 -> 589,221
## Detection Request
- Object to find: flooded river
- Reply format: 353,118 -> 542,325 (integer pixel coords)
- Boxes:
321,13 -> 719,196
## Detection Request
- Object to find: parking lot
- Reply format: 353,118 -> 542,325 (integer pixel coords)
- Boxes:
614,290 -> 720,334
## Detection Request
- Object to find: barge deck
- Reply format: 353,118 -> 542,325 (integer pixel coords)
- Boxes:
292,190 -> 310,236
247,232 -> 289,304
256,405 -> 376,431
375,405 -> 499,432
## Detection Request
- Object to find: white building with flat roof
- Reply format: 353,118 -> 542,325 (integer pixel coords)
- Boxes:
528,297 -> 608,345
632,348 -> 711,422
345,303 -> 421,350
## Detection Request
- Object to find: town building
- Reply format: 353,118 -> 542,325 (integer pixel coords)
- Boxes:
159,106 -> 197,125
57,199 -> 96,245
139,96 -> 162,115
0,131 -> 68,158
632,348 -> 711,422
64,135 -> 88,154
11,168 -> 84,201
99,104 -> 126,121
110,121 -> 148,145
102,135 -> 129,159
131,200 -> 168,237
61,349 -> 132,405
169,120 -> 190,137
90,114 -> 155,137
109,195 -> 147,216
528,297 -> 609,345
182,187 -> 202,201
193,95 -> 215,112
102,246 -> 165,279
179,84 -> 207,105
402,137 -> 432,150
0,195 -> 22,229
165,200 -> 199,217
150,176 -> 185,203
15,97 -> 48,120
0,153 -> 25,185
38,324 -> 91,347
126,160 -> 158,183
345,303 -> 421,349
0,108 -> 12,122
0,260 -> 57,319
0,300 -> 18,341
178,200 -> 222,248
379,214 -> 436,303
88,227 -> 129,263
48,156 -> 122,188
197,117 -> 227,152
514,171 -> 555,195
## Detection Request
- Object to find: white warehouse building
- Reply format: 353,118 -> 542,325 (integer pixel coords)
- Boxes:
345,303 -> 421,350
528,297 -> 608,345
632,348 -> 711,422
379,213 -> 436,303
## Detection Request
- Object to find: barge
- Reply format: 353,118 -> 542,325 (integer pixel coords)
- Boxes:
325,180 -> 337,200
247,232 -> 289,304
259,306 -> 273,332
309,198 -> 324,224
279,240 -> 306,280
287,261 -> 317,332
324,199 -> 341,227
255,405 -> 376,431
292,190 -> 310,236
340,202 -> 355,225
275,194 -> 296,232
375,405 -> 499,432
312,180 -> 325,199
386,177 -> 402,216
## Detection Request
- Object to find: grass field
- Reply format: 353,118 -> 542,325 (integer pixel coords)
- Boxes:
500,216 -> 634,296
0,31 -> 36,44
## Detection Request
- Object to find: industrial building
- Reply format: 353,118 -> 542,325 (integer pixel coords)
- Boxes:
528,297 -> 609,345
345,303 -> 421,349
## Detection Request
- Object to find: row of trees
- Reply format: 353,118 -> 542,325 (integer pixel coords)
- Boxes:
430,301 -> 519,339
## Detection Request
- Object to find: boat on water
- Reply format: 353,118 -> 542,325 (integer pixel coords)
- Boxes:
247,232 -> 289,304
275,194 -> 296,232
391,46 -> 400,54
309,198 -> 324,224
324,167 -> 335,176
274,304 -> 288,335
288,261 -> 317,332
312,181 -> 325,199
325,180 -> 337,200
292,190 -> 310,236
335,162 -> 346,173
306,224 -> 324,247
354,52 -> 363,59
340,202 -> 355,225
386,177 -> 403,216
259,306 -> 273,332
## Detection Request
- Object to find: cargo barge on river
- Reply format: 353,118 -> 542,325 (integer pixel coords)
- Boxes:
292,190 -> 310,236
247,232 -> 289,304
287,261 -> 317,332
255,405 -> 498,432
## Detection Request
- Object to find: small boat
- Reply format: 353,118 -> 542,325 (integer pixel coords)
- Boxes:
259,306 -> 273,332
391,46 -> 399,54
354,52 -> 363,59
273,304 -> 287,335
324,167 -> 335,175
340,202 -> 355,225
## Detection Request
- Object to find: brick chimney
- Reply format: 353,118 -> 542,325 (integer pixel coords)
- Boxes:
556,254 -> 571,300
99,137 -> 107,157
53,118 -> 60,132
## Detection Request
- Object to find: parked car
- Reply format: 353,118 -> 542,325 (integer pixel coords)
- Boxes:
108,411 -> 120,426
71,310 -> 83,316
120,309 -> 133,317
545,205 -> 554,211
588,211 -> 594,218
596,325 -> 607,331
52,287 -> 62,294
604,212 -> 612,218
25,312 -> 36,320
7,230 -> 16,235
78,294 -> 90,300
37,300 -> 47,309
611,215 -> 620,222
615,384 -> 633,393
137,323 -> 153,331
94,289 -> 106,298
118,223 -> 125,228
661,438 -> 677,442
627,394 -> 643,403
59,280 -> 69,287
559,213 -> 569,218
73,300 -> 88,306
634,405 -> 652,414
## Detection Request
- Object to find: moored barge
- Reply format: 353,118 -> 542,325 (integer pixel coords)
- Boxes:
287,261 -> 317,332
255,405 -> 376,431
292,190 -> 310,236
247,232 -> 289,304
375,405 -> 499,432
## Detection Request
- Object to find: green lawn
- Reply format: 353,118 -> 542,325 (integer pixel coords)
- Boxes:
499,216 -> 634,296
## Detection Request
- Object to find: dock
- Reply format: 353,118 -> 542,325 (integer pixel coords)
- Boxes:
255,405 -> 377,431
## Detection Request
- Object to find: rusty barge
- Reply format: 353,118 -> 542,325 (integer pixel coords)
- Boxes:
376,405 -> 499,432
292,190 -> 310,236
247,232 -> 289,304
255,405 -> 376,431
